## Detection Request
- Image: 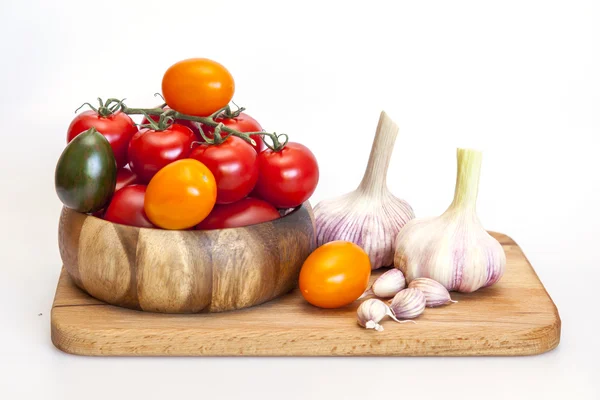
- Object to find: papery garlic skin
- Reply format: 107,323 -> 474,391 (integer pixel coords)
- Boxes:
390,288 -> 426,319
372,268 -> 406,298
394,149 -> 506,293
408,277 -> 457,307
315,111 -> 415,270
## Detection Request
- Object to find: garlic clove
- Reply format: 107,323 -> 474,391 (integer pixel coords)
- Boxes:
408,278 -> 457,307
390,288 -> 426,319
393,148 -> 506,293
371,268 -> 406,298
314,112 -> 415,270
357,298 -> 414,332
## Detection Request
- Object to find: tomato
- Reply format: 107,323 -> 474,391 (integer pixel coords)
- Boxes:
144,159 -> 217,230
204,113 -> 265,153
196,198 -> 279,230
141,106 -> 201,138
115,167 -> 140,191
127,124 -> 195,183
299,241 -> 371,308
104,185 -> 155,228
162,58 -> 234,116
67,110 -> 137,169
253,142 -> 319,208
189,136 -> 258,204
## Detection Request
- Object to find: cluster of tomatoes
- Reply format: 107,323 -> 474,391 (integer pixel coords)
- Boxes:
65,58 -> 319,230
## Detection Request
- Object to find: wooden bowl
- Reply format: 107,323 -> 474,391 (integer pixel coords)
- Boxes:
58,202 -> 316,313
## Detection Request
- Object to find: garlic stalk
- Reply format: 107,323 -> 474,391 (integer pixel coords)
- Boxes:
394,148 -> 506,293
408,278 -> 457,307
389,288 -> 426,319
314,111 -> 415,269
360,269 -> 406,299
356,298 -> 414,332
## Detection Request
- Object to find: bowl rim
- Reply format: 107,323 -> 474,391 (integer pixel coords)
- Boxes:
68,203 -> 306,233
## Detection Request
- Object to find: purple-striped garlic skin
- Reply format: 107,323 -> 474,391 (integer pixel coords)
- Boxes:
408,277 -> 457,307
394,210 -> 506,293
372,268 -> 406,298
390,288 -> 426,319
357,299 -> 390,331
315,191 -> 415,270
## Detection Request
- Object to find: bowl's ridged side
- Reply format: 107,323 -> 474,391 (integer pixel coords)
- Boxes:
58,202 -> 316,313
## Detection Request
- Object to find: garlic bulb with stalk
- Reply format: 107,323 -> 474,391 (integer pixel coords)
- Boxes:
394,148 -> 506,293
314,111 -> 415,269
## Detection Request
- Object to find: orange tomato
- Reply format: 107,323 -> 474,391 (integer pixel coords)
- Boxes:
162,58 -> 235,116
144,159 -> 217,230
299,241 -> 371,308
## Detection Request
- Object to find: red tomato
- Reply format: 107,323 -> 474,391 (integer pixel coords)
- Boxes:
204,113 -> 265,153
67,110 -> 137,169
189,136 -> 258,204
141,106 -> 201,138
128,124 -> 195,183
253,142 -> 319,208
104,185 -> 155,228
115,167 -> 140,192
196,198 -> 280,230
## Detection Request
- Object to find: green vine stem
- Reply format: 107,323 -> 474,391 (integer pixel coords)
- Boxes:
114,99 -> 289,151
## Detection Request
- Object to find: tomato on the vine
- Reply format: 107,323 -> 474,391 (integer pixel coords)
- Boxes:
67,110 -> 137,169
104,185 -> 155,228
162,58 -> 234,116
128,124 -> 195,183
253,142 -> 319,208
189,136 -> 258,204
196,198 -> 280,230
141,105 -> 201,138
144,159 -> 217,230
115,167 -> 140,192
204,112 -> 265,153
299,241 -> 371,309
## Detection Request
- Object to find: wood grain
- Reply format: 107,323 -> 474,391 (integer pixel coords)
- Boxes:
58,202 -> 316,313
51,232 -> 561,356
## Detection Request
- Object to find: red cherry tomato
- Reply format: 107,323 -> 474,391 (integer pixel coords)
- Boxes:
104,185 -> 155,228
189,136 -> 258,204
67,111 -> 137,169
204,113 -> 265,153
141,106 -> 202,138
115,167 -> 140,192
253,142 -> 319,208
128,124 -> 195,183
196,198 -> 280,230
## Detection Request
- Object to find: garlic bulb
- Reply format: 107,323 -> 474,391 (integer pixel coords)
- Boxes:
394,148 -> 506,293
357,298 -> 414,332
389,288 -> 426,319
314,111 -> 415,269
408,278 -> 457,307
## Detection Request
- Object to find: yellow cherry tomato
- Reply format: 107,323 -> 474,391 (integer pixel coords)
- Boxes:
162,58 -> 235,116
144,159 -> 217,230
299,241 -> 371,308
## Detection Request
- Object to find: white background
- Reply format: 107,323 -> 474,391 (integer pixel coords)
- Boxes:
1,0 -> 599,399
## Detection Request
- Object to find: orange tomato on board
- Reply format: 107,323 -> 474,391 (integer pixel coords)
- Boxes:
299,241 -> 371,309
144,159 -> 217,230
162,58 -> 235,116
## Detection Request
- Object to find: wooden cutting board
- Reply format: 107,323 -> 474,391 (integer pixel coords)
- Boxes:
51,232 -> 560,356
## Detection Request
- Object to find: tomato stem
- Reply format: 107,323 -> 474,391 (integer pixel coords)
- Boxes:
75,97 -> 122,118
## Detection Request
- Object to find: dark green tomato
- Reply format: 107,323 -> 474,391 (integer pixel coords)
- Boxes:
55,128 -> 117,213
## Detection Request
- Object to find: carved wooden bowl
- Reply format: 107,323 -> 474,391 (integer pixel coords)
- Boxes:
58,202 -> 316,313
